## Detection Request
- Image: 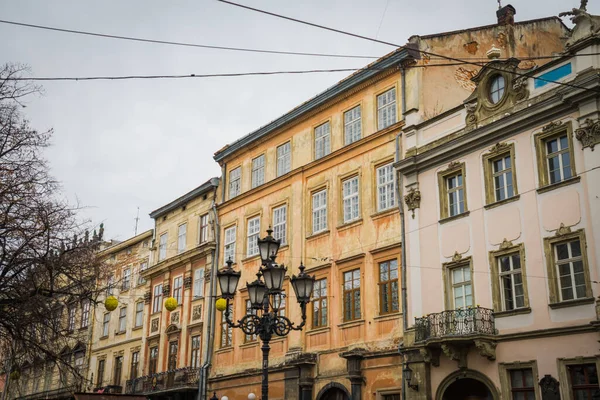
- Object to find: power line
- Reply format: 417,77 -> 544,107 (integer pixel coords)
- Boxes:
0,18 -> 378,60
217,0 -> 600,95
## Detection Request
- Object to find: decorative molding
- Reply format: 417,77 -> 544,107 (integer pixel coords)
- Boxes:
465,101 -> 478,131
474,340 -> 497,361
419,347 -> 440,367
452,251 -> 463,262
441,343 -> 468,369
542,120 -> 564,132
512,77 -> 529,101
171,311 -> 180,325
575,118 -> 600,150
446,160 -> 461,171
192,305 -> 203,321
404,188 -> 421,219
150,318 -> 159,333
539,374 -> 560,400
555,223 -> 572,237
489,142 -> 511,155
499,238 -> 514,250
183,276 -> 192,290
162,283 -> 170,296
144,291 -> 151,304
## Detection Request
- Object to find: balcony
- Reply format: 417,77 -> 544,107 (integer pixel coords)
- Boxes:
15,385 -> 78,400
124,367 -> 200,395
412,307 -> 496,368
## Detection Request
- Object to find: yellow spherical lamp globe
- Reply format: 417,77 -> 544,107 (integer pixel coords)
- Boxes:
215,298 -> 227,312
164,297 -> 178,312
104,296 -> 118,312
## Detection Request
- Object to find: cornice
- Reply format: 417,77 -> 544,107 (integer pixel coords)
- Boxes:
142,243 -> 216,278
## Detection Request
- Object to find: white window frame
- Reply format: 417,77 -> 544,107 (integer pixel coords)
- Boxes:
272,205 -> 287,245
342,176 -> 360,223
315,122 -> 331,160
177,223 -> 187,254
102,313 -> 110,337
312,190 -> 328,234
498,253 -> 525,311
198,214 -> 209,244
450,265 -> 473,309
251,155 -> 265,188
159,233 -> 168,261
344,105 -> 362,145
67,306 -> 76,331
247,216 -> 261,258
554,239 -> 586,301
122,267 -> 131,291
194,268 -> 205,298
446,172 -> 465,217
173,275 -> 183,305
229,167 -> 241,199
376,163 -> 396,211
224,226 -> 237,264
118,307 -> 127,332
492,154 -> 514,202
152,283 -> 163,314
277,142 -> 291,177
135,301 -> 144,328
377,88 -> 397,130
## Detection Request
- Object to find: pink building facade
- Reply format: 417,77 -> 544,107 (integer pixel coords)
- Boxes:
396,11 -> 600,400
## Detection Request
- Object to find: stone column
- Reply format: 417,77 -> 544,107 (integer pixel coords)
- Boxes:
341,349 -> 365,400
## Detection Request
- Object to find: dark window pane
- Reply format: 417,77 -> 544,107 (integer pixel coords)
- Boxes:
556,244 -> 569,260
571,240 -> 582,257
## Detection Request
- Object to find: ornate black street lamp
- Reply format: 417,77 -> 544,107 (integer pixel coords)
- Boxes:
217,229 -> 315,400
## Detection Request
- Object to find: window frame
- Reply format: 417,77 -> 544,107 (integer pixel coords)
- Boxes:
272,204 -> 287,245
102,313 -> 110,337
558,357 -> 600,400
244,299 -> 258,343
534,121 -> 577,188
543,229 -> 592,307
276,141 -> 292,177
130,351 -> 139,380
483,143 -> 519,205
246,215 -> 261,258
376,87 -> 397,131
113,356 -> 123,386
190,335 -> 201,368
229,166 -> 242,199
152,283 -> 163,314
223,225 -> 237,264
375,162 -> 396,212
177,223 -> 187,254
489,243 -> 530,316
172,275 -> 183,305
158,233 -> 168,261
134,301 -> 144,328
442,257 -> 474,310
122,267 -> 131,291
251,154 -> 266,189
118,306 -> 127,333
344,104 -> 362,145
341,175 -> 360,224
193,268 -> 205,299
199,214 -> 209,244
342,268 -> 362,322
314,120 -> 331,160
220,304 -> 233,348
378,259 -> 400,315
81,300 -> 90,329
499,361 -> 541,400
148,347 -> 159,375
438,162 -> 468,220
97,359 -> 105,386
311,277 -> 328,329
67,306 -> 76,332
311,189 -> 328,234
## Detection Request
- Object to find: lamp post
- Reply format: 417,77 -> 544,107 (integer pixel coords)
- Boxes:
217,229 -> 315,400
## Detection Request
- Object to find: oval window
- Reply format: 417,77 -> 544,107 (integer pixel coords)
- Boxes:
489,75 -> 505,104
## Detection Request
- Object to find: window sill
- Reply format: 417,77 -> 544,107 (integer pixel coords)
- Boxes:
306,326 -> 330,335
242,254 -> 261,264
373,312 -> 402,321
484,194 -> 520,210
121,288 -> 130,293
537,176 -> 580,194
493,307 -> 531,318
370,208 -> 399,221
306,230 -> 330,241
192,296 -> 204,302
239,341 -> 259,349
215,346 -> 233,354
439,211 -> 470,224
78,326 -> 89,332
132,326 -> 143,331
336,219 -> 363,232
99,335 -> 109,340
548,297 -> 595,309
337,319 -> 365,329
115,330 -> 126,336
278,244 -> 290,252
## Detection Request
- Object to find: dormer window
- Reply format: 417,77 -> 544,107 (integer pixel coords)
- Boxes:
489,75 -> 505,104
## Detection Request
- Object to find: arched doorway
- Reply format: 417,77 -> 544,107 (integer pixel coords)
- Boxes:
316,383 -> 351,400
436,370 -> 499,400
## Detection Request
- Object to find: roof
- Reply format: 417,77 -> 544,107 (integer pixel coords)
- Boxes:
149,177 -> 219,219
99,229 -> 153,256
213,48 -> 412,162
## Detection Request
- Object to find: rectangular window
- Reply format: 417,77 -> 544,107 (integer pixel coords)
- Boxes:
173,276 -> 183,305
509,369 -> 535,400
315,122 -> 331,160
149,347 -> 158,375
376,163 -> 396,211
153,284 -> 163,313
377,88 -> 397,130
224,226 -> 236,264
135,302 -> 144,328
229,167 -> 241,199
498,253 -> 525,311
277,142 -> 291,177
67,306 -> 76,331
446,172 -> 465,217
102,313 -> 110,337
450,265 -> 473,309
122,267 -> 131,291
178,224 -> 187,254
113,356 -> 123,386
312,190 -> 327,234
247,217 -> 260,257
81,300 -> 90,329
159,233 -> 167,261
343,269 -> 361,321
221,305 -> 233,348
251,155 -> 265,188
545,134 -> 572,184
118,307 -> 127,332
138,261 -> 148,286
274,291 -> 286,317
199,214 -> 209,244
272,205 -> 287,245
130,352 -> 139,380
555,239 -> 586,301
342,176 -> 360,223
244,300 -> 258,342
492,154 -> 514,201
191,335 -> 201,368
107,275 -> 114,296
97,359 -> 105,386
168,341 -> 178,370
379,260 -> 399,314
312,278 -> 327,328
344,105 -> 362,145
194,268 -> 205,298
568,364 -> 599,400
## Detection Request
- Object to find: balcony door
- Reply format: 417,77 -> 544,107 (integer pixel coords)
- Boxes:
449,265 -> 474,334
166,340 -> 178,388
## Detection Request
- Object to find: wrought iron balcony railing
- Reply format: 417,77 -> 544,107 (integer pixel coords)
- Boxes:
15,385 -> 78,400
414,307 -> 495,342
124,367 -> 200,394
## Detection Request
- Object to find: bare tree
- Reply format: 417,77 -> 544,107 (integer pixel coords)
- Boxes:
0,63 -> 108,393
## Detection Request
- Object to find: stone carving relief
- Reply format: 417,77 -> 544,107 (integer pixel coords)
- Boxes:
404,188 -> 421,219
499,238 -> 514,250
575,118 -> 600,150
162,283 -> 170,296
419,348 -> 440,367
184,276 -> 192,290
171,311 -> 180,325
543,120 -> 564,132
144,291 -> 151,304
150,318 -> 159,333
497,32 -> 507,49
512,77 -> 529,101
555,223 -> 572,237
489,142 -> 511,155
474,340 -> 497,360
452,252 -> 463,262
560,0 -> 600,47
465,101 -> 478,130
539,374 -> 561,400
192,305 -> 203,321
441,343 -> 468,369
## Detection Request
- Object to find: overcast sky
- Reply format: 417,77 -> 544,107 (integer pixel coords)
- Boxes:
0,0 -> 589,242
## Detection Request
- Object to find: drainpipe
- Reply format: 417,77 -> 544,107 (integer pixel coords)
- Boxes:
198,185 -> 220,400
220,164 -> 227,204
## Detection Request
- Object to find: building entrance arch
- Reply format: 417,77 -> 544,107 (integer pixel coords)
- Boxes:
436,369 -> 499,400
316,382 -> 351,400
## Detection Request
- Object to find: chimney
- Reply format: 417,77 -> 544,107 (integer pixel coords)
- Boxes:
497,4 -> 516,25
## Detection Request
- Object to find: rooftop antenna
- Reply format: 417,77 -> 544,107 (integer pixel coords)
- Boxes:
134,207 -> 140,235
497,0 -> 502,9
